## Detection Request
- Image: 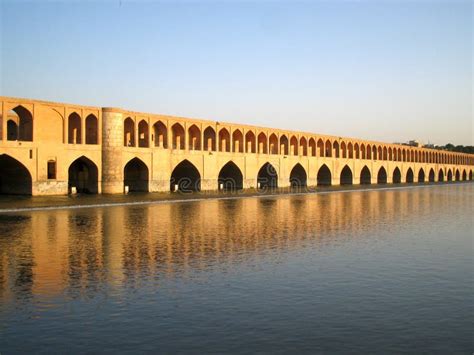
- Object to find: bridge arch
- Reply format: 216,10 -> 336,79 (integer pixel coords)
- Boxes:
290,135 -> 298,156
438,169 -> 444,182
0,154 -> 32,195
393,167 -> 401,183
170,159 -> 201,192
455,169 -> 460,181
257,162 -> 278,189
245,131 -> 256,153
325,140 -> 332,157
257,132 -> 267,154
218,161 -> 243,190
360,166 -> 371,184
204,126 -> 216,151
138,120 -> 149,147
188,124 -> 201,151
340,165 -> 353,185
447,169 -> 453,182
462,170 -> 467,181
232,129 -> 244,153
9,105 -> 33,142
309,138 -> 316,157
470,170 -> 473,181
124,157 -> 149,192
300,137 -> 308,156
317,164 -> 332,186
377,166 -> 387,184
289,163 -> 307,187
406,168 -> 414,183
172,123 -> 185,150
153,121 -> 167,148
219,128 -> 231,152
348,142 -> 354,159
317,139 -> 324,157
280,135 -> 289,155
418,168 -> 425,183
68,156 -> 99,194
124,117 -> 135,146
429,168 -> 435,182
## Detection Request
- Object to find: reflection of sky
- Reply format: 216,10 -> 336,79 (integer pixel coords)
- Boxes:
2,2 -> 472,145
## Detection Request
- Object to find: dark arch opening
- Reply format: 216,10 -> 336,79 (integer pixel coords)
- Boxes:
360,166 -> 371,184
418,169 -> 425,183
469,171 -> 473,181
7,120 -> 18,140
462,170 -> 467,181
393,167 -> 401,184
429,169 -> 435,182
289,163 -> 307,187
0,154 -> 32,195
447,170 -> 453,182
406,168 -> 414,183
317,164 -> 332,186
68,156 -> 98,194
340,165 -> 353,185
377,167 -> 387,184
124,158 -> 149,192
438,169 -> 444,182
171,160 -> 201,192
455,170 -> 460,181
257,162 -> 278,189
218,161 -> 243,190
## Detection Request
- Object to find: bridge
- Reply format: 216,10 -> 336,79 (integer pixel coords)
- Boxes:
0,96 -> 472,195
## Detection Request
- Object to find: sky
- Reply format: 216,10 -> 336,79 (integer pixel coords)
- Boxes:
1,0 -> 472,145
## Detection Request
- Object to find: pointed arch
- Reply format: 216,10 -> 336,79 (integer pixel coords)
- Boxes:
0,154 -> 32,195
138,120 -> 149,147
309,138 -> 316,157
360,166 -> 371,184
232,129 -> 244,153
124,117 -> 135,147
317,164 -> 332,186
218,161 -> 243,190
204,126 -> 216,151
348,142 -> 354,159
85,114 -> 98,144
325,140 -> 332,157
257,132 -> 267,154
418,168 -> 425,183
429,168 -> 435,182
170,159 -> 201,192
153,121 -> 167,148
172,123 -> 185,150
289,163 -> 307,187
219,128 -> 231,152
366,144 -> 372,160
269,133 -> 279,154
360,144 -> 366,159
188,124 -> 201,151
69,156 -> 99,194
68,112 -> 82,144
447,169 -> 453,182
438,169 -> 444,182
341,141 -> 347,158
300,136 -> 308,156
462,170 -> 467,181
382,146 -> 387,161
124,157 -> 149,192
280,135 -> 289,155
10,105 -> 33,142
257,162 -> 278,189
245,131 -> 256,153
406,168 -> 414,183
455,169 -> 460,181
317,139 -> 325,157
354,143 -> 360,159
469,170 -> 473,181
290,135 -> 298,156
393,167 -> 401,183
333,141 -> 340,158
340,165 -> 353,185
377,167 -> 387,184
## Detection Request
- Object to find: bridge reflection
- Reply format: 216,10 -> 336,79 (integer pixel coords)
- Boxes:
0,185 -> 471,303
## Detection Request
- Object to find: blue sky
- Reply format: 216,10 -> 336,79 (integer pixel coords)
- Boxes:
1,1 -> 472,145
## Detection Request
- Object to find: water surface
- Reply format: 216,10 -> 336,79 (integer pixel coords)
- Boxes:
0,184 -> 473,353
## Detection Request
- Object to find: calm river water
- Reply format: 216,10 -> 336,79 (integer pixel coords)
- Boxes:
0,184 -> 472,353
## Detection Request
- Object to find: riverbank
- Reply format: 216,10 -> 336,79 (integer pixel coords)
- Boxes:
0,181 -> 471,213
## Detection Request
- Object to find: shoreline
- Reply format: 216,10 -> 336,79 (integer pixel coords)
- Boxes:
0,181 -> 471,214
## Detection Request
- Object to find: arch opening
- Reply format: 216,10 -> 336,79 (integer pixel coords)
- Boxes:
289,163 -> 307,187
153,121 -> 168,148
429,169 -> 435,182
257,163 -> 278,189
218,161 -> 243,191
455,170 -> 460,181
462,170 -> 467,181
188,124 -> 201,151
393,167 -> 401,184
406,168 -> 414,183
170,160 -> 201,192
438,169 -> 444,182
0,154 -> 32,195
124,158 -> 149,192
8,106 -> 33,142
85,114 -> 98,144
317,164 -> 332,186
68,112 -> 82,144
204,126 -> 216,151
124,117 -> 135,147
447,170 -> 453,182
360,166 -> 371,184
68,156 -> 98,194
418,169 -> 425,183
340,165 -> 353,185
377,167 -> 387,184
138,120 -> 149,147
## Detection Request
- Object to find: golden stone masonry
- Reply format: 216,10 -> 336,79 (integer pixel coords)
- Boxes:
0,96 -> 472,195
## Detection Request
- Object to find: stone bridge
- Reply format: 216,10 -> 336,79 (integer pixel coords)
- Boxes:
0,96 -> 472,195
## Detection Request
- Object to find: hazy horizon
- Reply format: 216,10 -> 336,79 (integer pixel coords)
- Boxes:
1,1 -> 472,146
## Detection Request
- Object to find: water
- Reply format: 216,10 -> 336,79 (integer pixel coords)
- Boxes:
0,184 -> 472,353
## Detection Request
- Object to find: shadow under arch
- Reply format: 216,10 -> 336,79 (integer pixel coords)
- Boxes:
257,162 -> 278,189
218,161 -> 243,190
124,157 -> 149,192
171,159 -> 201,192
455,169 -> 460,181
377,167 -> 387,184
317,164 -> 331,186
418,168 -> 425,183
0,154 -> 32,195
340,165 -> 353,185
393,167 -> 402,184
406,168 -> 414,183
68,156 -> 99,194
289,163 -> 307,187
428,168 -> 435,182
447,169 -> 453,182
438,169 -> 444,182
360,166 -> 371,184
